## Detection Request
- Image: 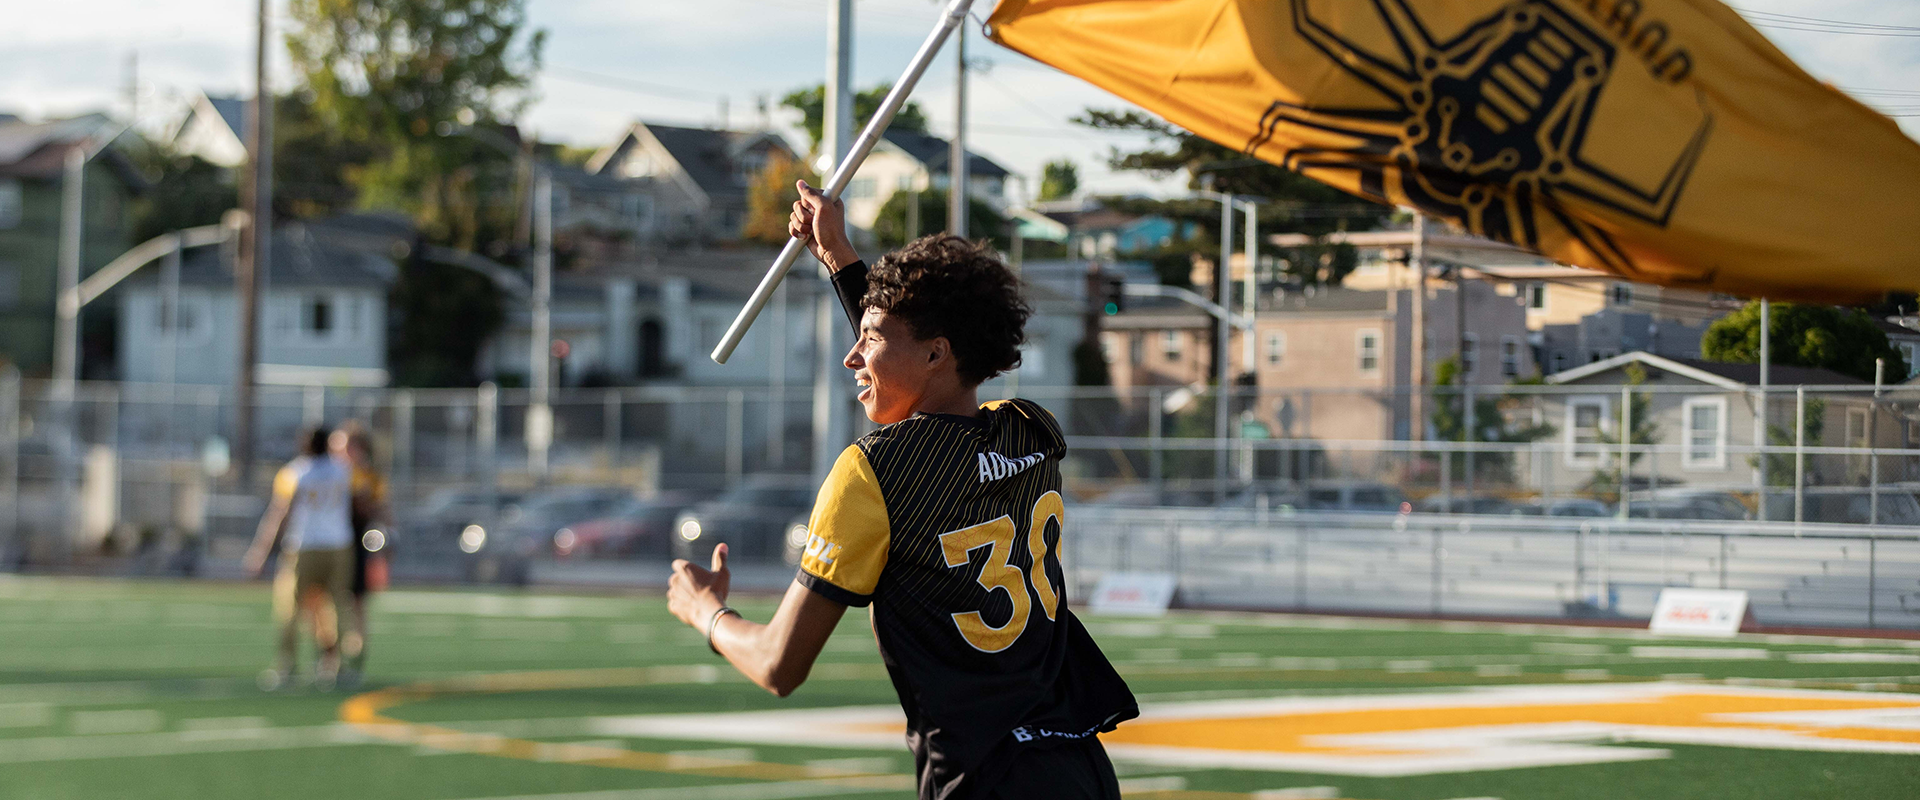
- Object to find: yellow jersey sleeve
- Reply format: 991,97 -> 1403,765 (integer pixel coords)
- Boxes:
797,444 -> 890,606
271,465 -> 299,504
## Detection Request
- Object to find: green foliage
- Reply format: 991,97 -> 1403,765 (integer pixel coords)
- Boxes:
741,152 -> 818,245
1428,357 -> 1554,483
1587,363 -> 1662,502
1753,399 -> 1826,487
126,148 -> 233,244
1701,300 -> 1906,382
388,258 -> 505,387
780,83 -> 928,153
1038,159 -> 1078,201
871,189 -> 1007,250
1072,338 -> 1109,387
274,92 -> 376,220
1072,108 -> 1389,236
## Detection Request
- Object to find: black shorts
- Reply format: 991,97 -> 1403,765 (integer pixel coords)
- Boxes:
350,525 -> 370,597
976,735 -> 1121,800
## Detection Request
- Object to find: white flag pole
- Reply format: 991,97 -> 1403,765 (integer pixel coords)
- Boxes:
711,0 -> 977,364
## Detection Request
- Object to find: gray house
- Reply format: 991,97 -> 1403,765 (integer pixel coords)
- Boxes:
586,122 -> 796,244
117,224 -> 394,387
1540,352 -> 1914,520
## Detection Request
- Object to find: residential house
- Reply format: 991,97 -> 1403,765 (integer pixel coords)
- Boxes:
0,113 -> 145,376
586,122 -> 797,244
1101,279 -> 1534,441
169,91 -> 248,171
1877,317 -> 1920,381
1284,227 -> 1732,374
840,128 -> 1011,235
116,223 -> 394,387
1541,352 -> 1912,520
1027,199 -> 1186,260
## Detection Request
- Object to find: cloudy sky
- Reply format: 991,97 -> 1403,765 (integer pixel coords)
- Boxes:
5,0 -> 1917,199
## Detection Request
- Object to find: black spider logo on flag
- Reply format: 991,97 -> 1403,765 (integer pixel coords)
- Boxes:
1249,0 -> 1712,278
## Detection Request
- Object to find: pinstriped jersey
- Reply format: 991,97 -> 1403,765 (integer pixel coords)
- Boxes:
798,399 -> 1138,799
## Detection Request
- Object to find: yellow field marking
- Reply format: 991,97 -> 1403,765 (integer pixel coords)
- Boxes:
337,662 -> 909,789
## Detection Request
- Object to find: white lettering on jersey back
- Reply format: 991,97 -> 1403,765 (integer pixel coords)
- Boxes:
977,451 -> 1046,483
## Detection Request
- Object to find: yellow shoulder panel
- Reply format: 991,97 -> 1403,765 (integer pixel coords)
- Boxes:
802,444 -> 890,597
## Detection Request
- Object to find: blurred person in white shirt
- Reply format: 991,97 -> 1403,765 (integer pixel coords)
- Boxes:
244,426 -> 359,689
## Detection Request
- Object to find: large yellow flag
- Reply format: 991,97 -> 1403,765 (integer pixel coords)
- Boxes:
986,0 -> 1920,302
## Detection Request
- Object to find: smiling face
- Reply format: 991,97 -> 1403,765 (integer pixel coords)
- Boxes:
845,308 -> 942,424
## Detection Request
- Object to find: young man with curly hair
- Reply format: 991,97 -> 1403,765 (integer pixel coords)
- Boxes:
667,181 -> 1136,799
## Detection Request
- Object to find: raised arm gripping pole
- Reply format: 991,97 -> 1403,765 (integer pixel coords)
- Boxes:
711,0 -> 977,364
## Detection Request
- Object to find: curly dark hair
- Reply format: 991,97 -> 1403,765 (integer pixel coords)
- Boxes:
862,235 -> 1031,386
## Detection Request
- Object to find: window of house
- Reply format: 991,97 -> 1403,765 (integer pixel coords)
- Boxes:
846,178 -> 876,199
1461,332 -> 1479,375
1526,281 -> 1547,311
302,295 -> 334,340
896,175 -> 918,192
622,193 -> 653,226
1357,329 -> 1381,372
1022,341 -> 1046,378
1902,342 -> 1920,379
1162,330 -> 1182,362
1552,352 -> 1567,372
1610,283 -> 1632,306
1501,336 -> 1521,377
1265,331 -> 1286,367
0,180 -> 21,229
1683,397 -> 1727,469
1566,397 -> 1610,466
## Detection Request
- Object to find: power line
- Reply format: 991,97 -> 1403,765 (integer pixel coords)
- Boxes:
545,66 -> 721,102
1731,7 -> 1920,34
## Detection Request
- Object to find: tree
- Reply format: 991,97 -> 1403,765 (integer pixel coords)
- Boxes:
1427,357 -> 1553,484
871,189 -> 1007,250
1586,363 -> 1661,503
1038,159 -> 1078,201
742,152 -> 819,245
780,83 -> 928,154
1701,300 -> 1907,382
286,0 -> 545,250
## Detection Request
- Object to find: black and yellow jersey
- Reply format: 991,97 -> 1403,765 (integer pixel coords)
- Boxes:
799,259 -> 1137,798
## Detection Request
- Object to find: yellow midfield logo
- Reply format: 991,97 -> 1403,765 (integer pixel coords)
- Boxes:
591,683 -> 1920,777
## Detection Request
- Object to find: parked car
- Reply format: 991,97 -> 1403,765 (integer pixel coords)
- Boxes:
1085,485 -> 1220,508
1302,482 -> 1410,514
461,486 -> 635,584
1518,497 -> 1613,517
1763,491 -> 1920,525
552,490 -> 717,559
401,487 -> 523,556
1415,494 -> 1521,516
1632,489 -> 1750,521
673,481 -> 817,562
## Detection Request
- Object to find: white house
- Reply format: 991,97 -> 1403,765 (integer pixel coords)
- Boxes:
117,224 -> 394,387
586,122 -> 797,244
841,128 -> 1012,234
169,91 -> 248,170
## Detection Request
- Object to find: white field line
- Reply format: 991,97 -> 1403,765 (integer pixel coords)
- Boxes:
0,724 -> 379,763
1151,609 -> 1920,649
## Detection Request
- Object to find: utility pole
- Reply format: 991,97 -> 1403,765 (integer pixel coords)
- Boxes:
527,169 -> 553,481
235,0 -> 273,485
1409,213 -> 1428,441
813,0 -> 856,489
1214,190 -> 1233,498
949,23 -> 969,237
1755,298 -> 1770,520
1240,200 -> 1257,375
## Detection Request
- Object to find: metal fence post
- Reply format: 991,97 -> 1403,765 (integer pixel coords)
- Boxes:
1295,520 -> 1307,611
476,383 -> 498,500
1430,522 -> 1444,616
1867,536 -> 1877,628
1,367 -> 18,566
1794,386 -> 1806,525
604,389 -> 622,472
303,384 -> 325,427
1618,384 -> 1632,519
1719,533 -> 1729,590
1754,386 -> 1768,522
1464,382 -> 1476,498
726,389 -> 744,487
1148,387 -> 1163,495
392,389 -> 414,500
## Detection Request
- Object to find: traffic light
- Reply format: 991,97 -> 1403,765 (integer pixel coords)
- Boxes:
1102,276 -> 1125,316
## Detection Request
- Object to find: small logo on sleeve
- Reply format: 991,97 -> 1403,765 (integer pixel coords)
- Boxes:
803,533 -> 840,565
977,451 -> 1046,483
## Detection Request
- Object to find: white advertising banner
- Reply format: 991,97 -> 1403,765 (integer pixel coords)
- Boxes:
1088,572 -> 1178,616
1649,588 -> 1750,637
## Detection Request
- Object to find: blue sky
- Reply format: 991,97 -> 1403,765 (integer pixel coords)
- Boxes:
4,0 -> 1917,199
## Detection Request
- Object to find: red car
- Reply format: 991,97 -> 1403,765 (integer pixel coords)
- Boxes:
552,490 -> 717,559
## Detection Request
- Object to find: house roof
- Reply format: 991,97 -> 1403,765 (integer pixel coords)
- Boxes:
155,223 -> 395,289
0,113 -> 145,189
592,122 -> 794,203
203,95 -> 247,141
881,128 -> 1009,179
1546,351 -> 1865,388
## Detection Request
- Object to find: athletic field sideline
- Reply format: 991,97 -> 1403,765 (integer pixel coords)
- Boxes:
2,576 -> 1916,800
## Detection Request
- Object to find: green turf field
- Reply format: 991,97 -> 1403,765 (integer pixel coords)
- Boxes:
2,576 -> 1917,800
